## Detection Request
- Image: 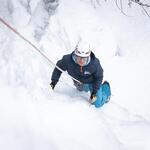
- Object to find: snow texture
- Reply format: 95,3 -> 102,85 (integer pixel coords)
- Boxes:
0,0 -> 150,150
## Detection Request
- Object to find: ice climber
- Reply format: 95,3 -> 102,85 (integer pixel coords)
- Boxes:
50,39 -> 111,108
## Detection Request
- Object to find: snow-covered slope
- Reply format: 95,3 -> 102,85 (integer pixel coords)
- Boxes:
0,0 -> 150,150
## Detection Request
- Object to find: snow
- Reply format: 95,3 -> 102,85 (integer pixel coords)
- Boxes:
0,0 -> 150,150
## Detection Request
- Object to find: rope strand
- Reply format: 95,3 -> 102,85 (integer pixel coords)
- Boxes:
0,17 -> 81,84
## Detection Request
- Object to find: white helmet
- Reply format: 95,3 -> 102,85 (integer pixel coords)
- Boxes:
74,40 -> 91,57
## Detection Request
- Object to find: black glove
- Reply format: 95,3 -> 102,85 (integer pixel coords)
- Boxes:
90,92 -> 97,103
50,81 -> 57,90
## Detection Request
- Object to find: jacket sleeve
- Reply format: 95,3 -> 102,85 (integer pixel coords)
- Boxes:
92,60 -> 103,94
51,56 -> 67,83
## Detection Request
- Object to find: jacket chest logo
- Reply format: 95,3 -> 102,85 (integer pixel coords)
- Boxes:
84,71 -> 91,75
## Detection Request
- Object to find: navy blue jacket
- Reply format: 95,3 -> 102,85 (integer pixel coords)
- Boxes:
51,52 -> 103,94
